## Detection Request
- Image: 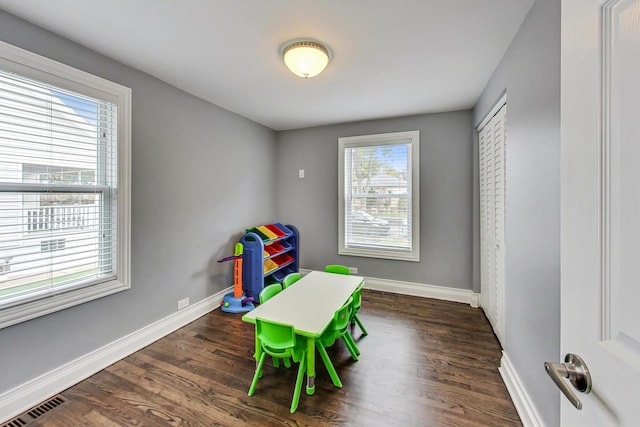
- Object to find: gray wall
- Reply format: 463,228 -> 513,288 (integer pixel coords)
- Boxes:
276,111 -> 474,289
0,11 -> 277,393
1,3 -> 561,424
474,0 -> 561,425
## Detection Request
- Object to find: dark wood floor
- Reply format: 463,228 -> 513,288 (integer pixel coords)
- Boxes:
12,290 -> 522,426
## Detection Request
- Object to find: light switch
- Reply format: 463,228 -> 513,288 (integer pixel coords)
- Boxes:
299,169 -> 305,179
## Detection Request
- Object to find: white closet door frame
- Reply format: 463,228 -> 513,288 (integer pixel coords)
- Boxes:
477,95 -> 507,345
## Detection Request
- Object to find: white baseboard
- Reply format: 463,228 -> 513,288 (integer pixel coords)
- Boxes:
499,351 -> 545,427
469,292 -> 480,308
365,276 -> 477,306
300,268 -> 478,306
0,287 -> 230,424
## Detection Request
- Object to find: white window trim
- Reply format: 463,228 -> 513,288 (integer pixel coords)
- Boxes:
0,41 -> 131,329
338,130 -> 420,262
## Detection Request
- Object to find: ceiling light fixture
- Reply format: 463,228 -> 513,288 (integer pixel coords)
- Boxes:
282,40 -> 329,79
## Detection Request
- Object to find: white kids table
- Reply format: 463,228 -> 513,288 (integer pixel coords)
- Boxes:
242,270 -> 364,394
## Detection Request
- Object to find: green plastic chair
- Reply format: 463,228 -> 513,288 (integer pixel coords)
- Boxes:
315,297 -> 360,388
258,283 -> 291,368
248,318 -> 307,413
324,264 -> 351,275
324,264 -> 368,338
282,272 -> 301,289
350,283 -> 368,338
259,283 -> 282,304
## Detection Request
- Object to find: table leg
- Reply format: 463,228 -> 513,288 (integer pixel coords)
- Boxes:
305,337 -> 315,395
253,329 -> 262,361
253,329 -> 264,377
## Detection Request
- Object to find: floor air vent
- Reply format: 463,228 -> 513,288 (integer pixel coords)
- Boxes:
27,395 -> 66,419
3,395 -> 67,427
2,417 -> 28,427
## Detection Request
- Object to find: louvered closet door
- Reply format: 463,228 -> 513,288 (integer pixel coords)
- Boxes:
479,120 -> 496,332
478,104 -> 506,345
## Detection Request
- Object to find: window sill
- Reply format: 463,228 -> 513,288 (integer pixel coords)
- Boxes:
339,246 -> 420,262
0,278 -> 129,329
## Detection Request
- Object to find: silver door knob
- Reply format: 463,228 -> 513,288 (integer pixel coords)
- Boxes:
544,353 -> 592,410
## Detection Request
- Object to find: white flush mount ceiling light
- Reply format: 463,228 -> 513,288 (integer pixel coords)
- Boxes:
282,40 -> 329,78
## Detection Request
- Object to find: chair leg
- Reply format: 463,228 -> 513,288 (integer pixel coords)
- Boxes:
344,322 -> 361,356
273,357 -> 293,368
248,353 -> 267,396
315,341 -> 343,388
347,331 -> 361,355
342,333 -> 360,360
290,355 -> 307,413
354,314 -> 368,336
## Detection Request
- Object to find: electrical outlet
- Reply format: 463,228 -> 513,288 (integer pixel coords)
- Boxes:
348,266 -> 358,274
177,297 -> 189,310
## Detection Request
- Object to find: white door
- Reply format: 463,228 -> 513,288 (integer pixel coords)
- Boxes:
478,103 -> 506,345
560,0 -> 640,425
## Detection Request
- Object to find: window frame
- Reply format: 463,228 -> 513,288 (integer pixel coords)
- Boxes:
338,130 -> 420,262
0,41 -> 131,329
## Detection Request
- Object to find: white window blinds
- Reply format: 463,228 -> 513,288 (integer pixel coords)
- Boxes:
339,131 -> 420,261
0,69 -> 118,309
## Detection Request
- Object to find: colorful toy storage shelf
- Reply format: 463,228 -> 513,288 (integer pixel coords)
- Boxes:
240,223 -> 299,301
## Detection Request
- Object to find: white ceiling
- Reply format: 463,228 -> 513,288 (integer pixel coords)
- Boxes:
0,0 -> 533,131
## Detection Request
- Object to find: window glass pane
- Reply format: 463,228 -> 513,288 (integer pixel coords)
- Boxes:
1,192 -> 104,300
339,131 -> 419,261
0,69 -> 116,304
345,144 -> 411,250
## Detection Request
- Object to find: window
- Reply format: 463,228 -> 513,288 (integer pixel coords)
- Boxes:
0,41 -> 131,328
339,131 -> 420,261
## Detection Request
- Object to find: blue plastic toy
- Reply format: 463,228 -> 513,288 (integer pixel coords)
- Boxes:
218,243 -> 254,313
